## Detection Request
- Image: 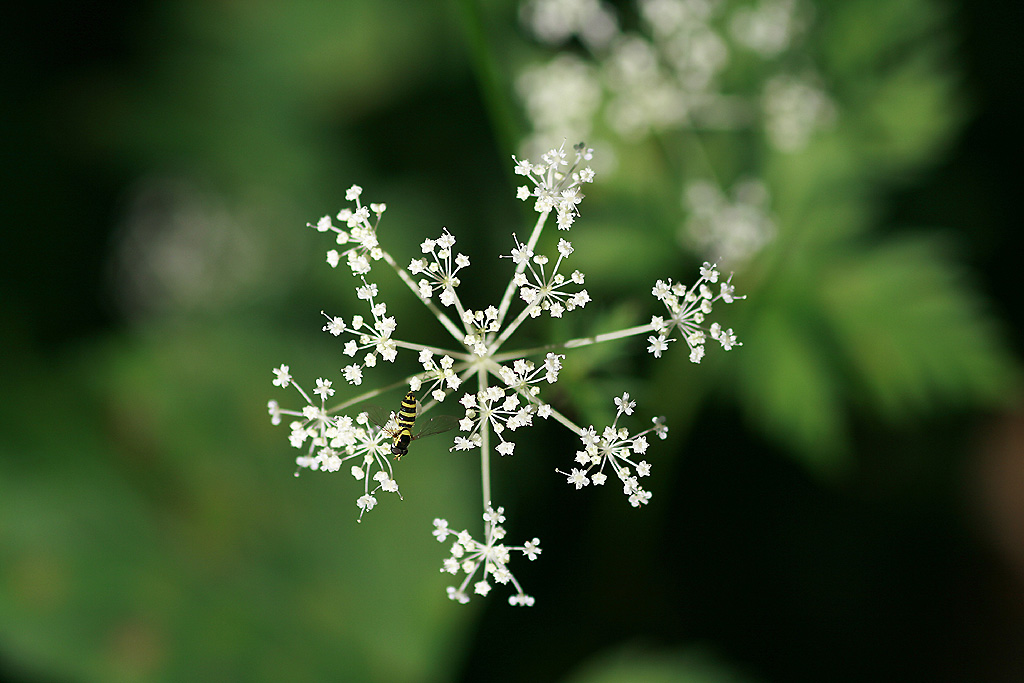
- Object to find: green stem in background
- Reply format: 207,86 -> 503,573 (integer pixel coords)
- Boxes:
452,0 -> 521,168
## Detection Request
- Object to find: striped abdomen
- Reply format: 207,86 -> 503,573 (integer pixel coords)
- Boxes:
391,391 -> 417,457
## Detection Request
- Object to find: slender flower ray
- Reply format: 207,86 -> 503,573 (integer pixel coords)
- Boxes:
379,248 -> 467,343
392,339 -> 475,362
491,322 -> 659,362
477,366 -> 493,525
326,377 -> 418,415
495,209 -> 549,327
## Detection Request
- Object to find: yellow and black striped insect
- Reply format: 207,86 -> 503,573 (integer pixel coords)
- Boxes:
366,391 -> 459,459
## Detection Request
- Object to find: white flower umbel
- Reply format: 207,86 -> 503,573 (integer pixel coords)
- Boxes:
557,393 -> 668,507
519,0 -> 619,51
454,386 -> 540,457
762,73 -> 836,152
321,278 -> 398,386
729,0 -> 803,58
433,505 -> 541,606
409,228 -> 472,309
312,185 -> 386,275
268,368 -> 400,521
513,143 -> 595,230
269,143 -> 745,601
506,235 -> 590,319
409,349 -> 462,402
649,262 -> 744,364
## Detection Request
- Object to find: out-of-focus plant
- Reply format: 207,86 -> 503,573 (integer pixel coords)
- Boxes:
561,645 -> 763,683
511,0 -> 1016,470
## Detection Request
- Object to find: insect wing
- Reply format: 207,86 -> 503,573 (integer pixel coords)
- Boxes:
410,414 -> 460,441
364,404 -> 399,436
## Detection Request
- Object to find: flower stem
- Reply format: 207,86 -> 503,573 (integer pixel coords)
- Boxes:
392,339 -> 474,362
379,249 -> 466,344
534,402 -> 581,435
492,322 -> 657,362
488,293 -> 542,355
495,209 -> 549,329
477,364 -> 492,532
326,377 -> 412,414
291,381 -> 315,406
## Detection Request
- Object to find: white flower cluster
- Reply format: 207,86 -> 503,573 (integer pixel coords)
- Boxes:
515,0 -> 835,275
321,279 -> 398,387
450,355 -> 562,456
433,505 -> 541,606
269,145 -> 745,603
683,179 -> 776,267
311,185 -> 386,275
513,142 -> 596,229
499,353 -> 564,394
649,262 -> 743,363
453,386 -> 549,457
762,74 -> 836,152
729,0 -> 803,57
557,393 -> 668,506
516,56 -> 603,155
268,367 -> 400,521
517,0 -> 828,150
461,306 -> 502,356
518,0 -> 618,50
409,228 -> 471,307
508,234 -> 590,318
409,349 -> 462,402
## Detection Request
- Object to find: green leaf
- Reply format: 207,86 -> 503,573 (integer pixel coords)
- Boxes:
734,299 -> 850,473
563,645 -> 761,683
819,236 -> 1017,418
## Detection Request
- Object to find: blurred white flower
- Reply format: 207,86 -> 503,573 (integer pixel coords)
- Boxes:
762,74 -> 837,152
683,178 -> 777,267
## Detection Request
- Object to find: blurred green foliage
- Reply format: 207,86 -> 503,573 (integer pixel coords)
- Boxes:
562,646 -> 760,683
1,319 -> 477,681
540,0 -> 1018,472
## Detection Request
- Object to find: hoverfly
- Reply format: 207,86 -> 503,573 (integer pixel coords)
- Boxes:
365,391 -> 459,459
